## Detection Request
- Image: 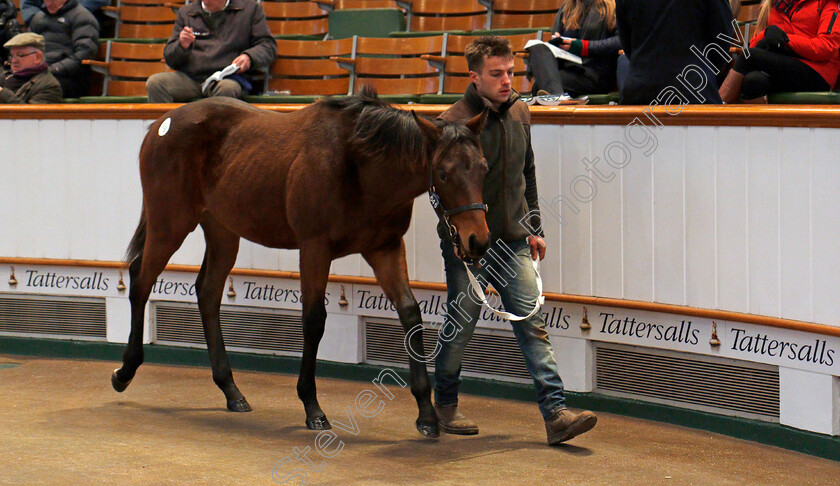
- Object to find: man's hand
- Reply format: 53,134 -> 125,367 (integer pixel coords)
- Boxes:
528,235 -> 546,261
179,26 -> 196,49
232,54 -> 251,73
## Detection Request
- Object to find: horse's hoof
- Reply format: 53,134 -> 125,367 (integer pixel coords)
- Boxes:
306,416 -> 331,430
416,420 -> 440,438
227,398 -> 252,412
111,369 -> 132,393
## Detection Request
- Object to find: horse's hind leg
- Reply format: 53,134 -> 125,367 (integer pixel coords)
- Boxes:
112,215 -> 196,392
363,241 -> 439,438
297,240 -> 333,430
195,215 -> 249,412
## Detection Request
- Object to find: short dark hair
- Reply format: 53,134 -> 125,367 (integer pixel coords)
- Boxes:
465,36 -> 513,72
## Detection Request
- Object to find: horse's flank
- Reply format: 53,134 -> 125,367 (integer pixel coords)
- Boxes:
138,93 -> 431,259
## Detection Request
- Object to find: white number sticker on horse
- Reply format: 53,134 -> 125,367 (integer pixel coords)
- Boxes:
158,117 -> 171,137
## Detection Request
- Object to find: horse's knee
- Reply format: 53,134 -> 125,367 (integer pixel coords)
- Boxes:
302,305 -> 327,341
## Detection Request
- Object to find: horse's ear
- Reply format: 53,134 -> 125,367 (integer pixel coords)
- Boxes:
465,108 -> 488,136
411,110 -> 441,142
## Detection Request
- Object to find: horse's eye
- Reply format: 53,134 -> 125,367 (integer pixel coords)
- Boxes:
437,169 -> 448,183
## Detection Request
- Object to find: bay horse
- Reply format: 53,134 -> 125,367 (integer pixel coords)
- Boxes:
111,87 -> 490,437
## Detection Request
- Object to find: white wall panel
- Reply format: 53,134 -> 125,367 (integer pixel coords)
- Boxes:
559,125 -> 593,296
684,126 -> 717,310
622,130 -> 654,302
715,127 -> 748,312
652,126 -> 686,305
746,127 -> 780,317
532,125 -> 563,292
778,128 -> 812,322
589,125 -> 624,299
811,129 -> 840,326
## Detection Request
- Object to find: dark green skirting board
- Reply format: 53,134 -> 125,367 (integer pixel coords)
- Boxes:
0,335 -> 837,462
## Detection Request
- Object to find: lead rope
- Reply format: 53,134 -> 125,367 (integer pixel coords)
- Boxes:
461,256 -> 545,321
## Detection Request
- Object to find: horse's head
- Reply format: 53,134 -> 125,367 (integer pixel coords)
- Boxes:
412,110 -> 491,261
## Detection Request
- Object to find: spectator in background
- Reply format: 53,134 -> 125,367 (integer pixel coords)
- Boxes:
0,0 -> 21,61
719,0 -> 840,103
145,0 -> 276,103
0,33 -> 62,103
21,0 -> 109,24
616,0 -> 733,104
527,0 -> 621,97
28,0 -> 98,98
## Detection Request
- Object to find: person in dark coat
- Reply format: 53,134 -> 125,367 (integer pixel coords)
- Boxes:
616,0 -> 734,105
0,0 -> 21,61
0,32 -> 62,103
527,0 -> 621,96
145,0 -> 277,103
27,0 -> 98,98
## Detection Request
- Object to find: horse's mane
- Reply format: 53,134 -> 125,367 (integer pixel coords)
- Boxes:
324,86 -> 474,169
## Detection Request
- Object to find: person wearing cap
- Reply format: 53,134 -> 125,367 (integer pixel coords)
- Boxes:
27,0 -> 98,98
0,32 -> 62,103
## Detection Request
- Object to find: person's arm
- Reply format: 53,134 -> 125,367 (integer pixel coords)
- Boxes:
163,9 -> 191,68
240,2 -> 277,71
26,78 -> 63,103
786,0 -> 840,61
565,34 -> 622,57
0,85 -> 23,103
615,0 -> 632,57
49,11 -> 98,77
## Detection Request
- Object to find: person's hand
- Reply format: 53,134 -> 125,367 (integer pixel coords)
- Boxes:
558,38 -> 573,50
550,32 -> 561,40
179,26 -> 196,49
763,25 -> 790,51
232,53 -> 251,73
527,235 -> 546,261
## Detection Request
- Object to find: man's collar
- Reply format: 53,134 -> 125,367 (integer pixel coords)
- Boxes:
464,82 -> 519,115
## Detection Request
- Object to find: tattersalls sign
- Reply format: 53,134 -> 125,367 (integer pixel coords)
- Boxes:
2,264 -> 839,375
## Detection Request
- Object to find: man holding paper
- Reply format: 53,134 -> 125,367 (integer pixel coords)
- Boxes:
146,0 -> 276,103
526,0 -> 621,97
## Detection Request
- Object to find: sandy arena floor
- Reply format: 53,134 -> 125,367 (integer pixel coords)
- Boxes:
1,355 -> 838,485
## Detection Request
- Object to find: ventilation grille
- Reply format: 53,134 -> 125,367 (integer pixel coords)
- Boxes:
153,302 -> 303,355
364,318 -> 530,382
596,344 -> 780,419
0,293 -> 106,340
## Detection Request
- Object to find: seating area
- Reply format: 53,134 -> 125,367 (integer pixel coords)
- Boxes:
6,0 -> 840,104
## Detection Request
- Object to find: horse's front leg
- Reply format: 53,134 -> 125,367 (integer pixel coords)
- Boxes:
298,242 -> 333,430
363,241 -> 439,438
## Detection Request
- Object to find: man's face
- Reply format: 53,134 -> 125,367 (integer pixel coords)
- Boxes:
203,0 -> 226,12
9,46 -> 43,75
469,55 -> 514,107
44,0 -> 67,14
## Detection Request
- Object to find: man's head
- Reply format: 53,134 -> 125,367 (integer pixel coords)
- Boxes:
43,0 -> 68,14
465,36 -> 515,108
4,33 -> 46,75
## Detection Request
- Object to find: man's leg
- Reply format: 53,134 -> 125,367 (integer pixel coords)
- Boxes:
434,238 -> 484,434
491,238 -> 596,444
146,71 -> 202,103
208,78 -> 243,99
527,44 -> 566,95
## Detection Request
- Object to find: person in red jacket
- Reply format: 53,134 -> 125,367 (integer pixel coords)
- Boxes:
719,0 -> 840,103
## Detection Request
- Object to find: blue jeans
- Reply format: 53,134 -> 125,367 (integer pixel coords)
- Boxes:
434,238 -> 566,419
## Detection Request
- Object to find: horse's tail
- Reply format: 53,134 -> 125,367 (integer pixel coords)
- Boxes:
124,209 -> 146,265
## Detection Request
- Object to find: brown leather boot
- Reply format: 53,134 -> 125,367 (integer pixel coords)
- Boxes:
545,408 -> 597,445
719,70 -> 745,104
434,403 -> 479,435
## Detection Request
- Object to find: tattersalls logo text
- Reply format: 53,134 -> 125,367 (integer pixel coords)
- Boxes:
25,269 -> 110,291
599,312 -> 700,345
730,328 -> 835,366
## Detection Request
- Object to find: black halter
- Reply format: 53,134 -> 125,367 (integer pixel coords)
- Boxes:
427,160 -> 488,261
